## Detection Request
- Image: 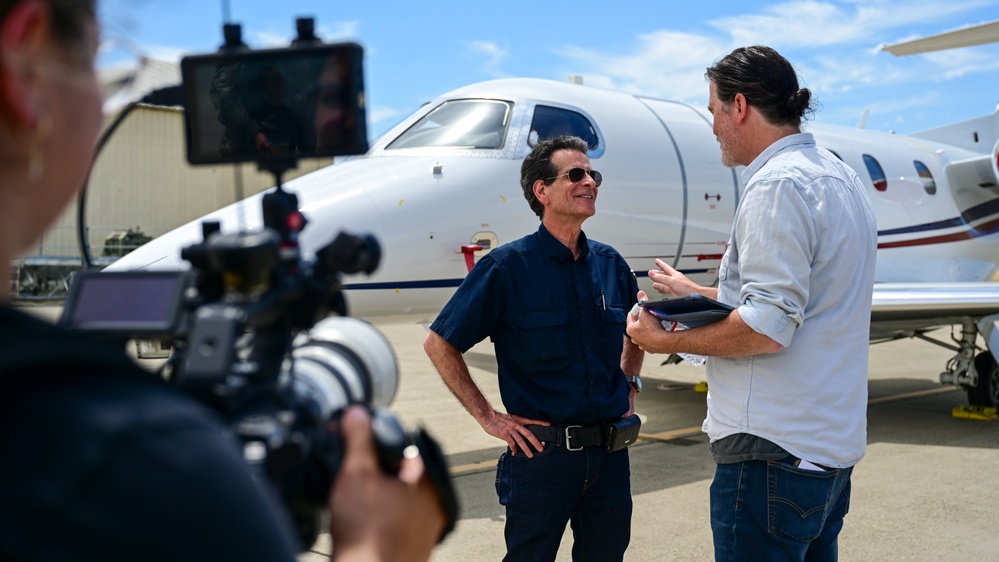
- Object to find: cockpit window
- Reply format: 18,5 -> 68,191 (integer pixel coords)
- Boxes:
387,99 -> 512,149
528,105 -> 599,150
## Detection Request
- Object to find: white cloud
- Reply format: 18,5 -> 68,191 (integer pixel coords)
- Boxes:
318,21 -> 360,41
557,31 -> 728,101
468,41 -> 508,77
251,30 -> 290,48
248,21 -> 359,48
368,106 -> 402,126
552,0 -> 999,123
709,0 -> 998,50
923,48 -> 999,79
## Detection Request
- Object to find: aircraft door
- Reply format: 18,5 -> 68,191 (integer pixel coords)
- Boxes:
639,99 -> 738,288
541,99 -> 685,291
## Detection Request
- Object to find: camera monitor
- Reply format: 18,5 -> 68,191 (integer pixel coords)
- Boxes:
59,270 -> 191,336
181,42 -> 368,165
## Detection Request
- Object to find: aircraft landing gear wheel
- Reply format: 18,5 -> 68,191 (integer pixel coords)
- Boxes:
968,352 -> 999,408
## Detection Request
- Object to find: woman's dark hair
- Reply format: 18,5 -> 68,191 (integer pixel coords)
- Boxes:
520,135 -> 590,219
705,45 -> 815,128
0,0 -> 96,49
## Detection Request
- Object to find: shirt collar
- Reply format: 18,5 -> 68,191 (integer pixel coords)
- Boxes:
538,223 -> 589,260
741,132 -> 815,184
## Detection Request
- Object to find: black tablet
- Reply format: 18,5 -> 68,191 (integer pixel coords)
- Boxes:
638,293 -> 734,328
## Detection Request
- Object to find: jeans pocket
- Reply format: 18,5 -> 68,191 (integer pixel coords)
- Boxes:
495,452 -> 510,506
495,442 -> 558,507
767,461 -> 838,542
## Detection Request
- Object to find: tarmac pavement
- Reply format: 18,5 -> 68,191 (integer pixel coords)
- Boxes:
300,318 -> 999,562
17,305 -> 999,560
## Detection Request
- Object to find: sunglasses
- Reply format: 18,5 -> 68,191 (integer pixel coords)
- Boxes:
546,167 -> 602,187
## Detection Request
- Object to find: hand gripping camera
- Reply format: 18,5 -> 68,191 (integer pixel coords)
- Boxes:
60,20 -> 457,550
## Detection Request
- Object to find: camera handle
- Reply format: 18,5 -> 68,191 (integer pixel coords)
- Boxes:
261,174 -> 306,258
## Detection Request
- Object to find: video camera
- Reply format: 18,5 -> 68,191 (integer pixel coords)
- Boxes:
59,19 -> 457,550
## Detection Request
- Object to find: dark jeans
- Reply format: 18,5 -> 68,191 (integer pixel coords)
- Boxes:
710,456 -> 853,562
495,441 -> 632,562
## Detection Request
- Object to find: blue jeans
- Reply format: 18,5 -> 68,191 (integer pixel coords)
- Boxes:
710,456 -> 853,562
495,441 -> 632,562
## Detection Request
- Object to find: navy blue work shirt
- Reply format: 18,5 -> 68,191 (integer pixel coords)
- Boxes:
430,224 -> 638,424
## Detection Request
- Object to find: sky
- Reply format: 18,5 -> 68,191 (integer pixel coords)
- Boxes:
96,0 -> 999,140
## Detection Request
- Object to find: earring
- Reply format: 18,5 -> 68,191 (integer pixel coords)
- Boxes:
27,113 -> 53,183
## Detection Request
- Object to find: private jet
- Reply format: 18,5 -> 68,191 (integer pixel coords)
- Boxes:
107,23 -> 999,409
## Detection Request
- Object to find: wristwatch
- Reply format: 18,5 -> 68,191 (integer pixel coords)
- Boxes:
625,375 -> 642,393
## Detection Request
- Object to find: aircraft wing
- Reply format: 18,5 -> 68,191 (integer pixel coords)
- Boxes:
871,282 -> 999,336
882,20 -> 999,56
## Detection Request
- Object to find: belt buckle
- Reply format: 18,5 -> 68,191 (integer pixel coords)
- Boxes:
564,425 -> 583,451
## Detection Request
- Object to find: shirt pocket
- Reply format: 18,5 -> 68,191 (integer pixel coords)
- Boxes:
515,309 -> 570,363
598,305 -> 627,353
599,305 -> 627,324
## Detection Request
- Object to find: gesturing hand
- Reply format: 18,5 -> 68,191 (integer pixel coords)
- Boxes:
649,258 -> 700,296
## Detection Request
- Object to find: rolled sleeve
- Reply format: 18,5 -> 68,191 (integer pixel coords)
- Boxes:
731,177 -> 812,348
738,298 -> 795,347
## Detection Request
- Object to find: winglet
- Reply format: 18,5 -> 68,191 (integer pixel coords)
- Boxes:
882,20 -> 999,56
857,108 -> 870,130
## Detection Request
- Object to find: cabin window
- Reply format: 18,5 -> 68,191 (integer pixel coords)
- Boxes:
528,105 -> 599,150
387,99 -> 512,149
863,154 -> 887,192
913,160 -> 937,195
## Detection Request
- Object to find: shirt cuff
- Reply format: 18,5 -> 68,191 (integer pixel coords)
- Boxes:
738,299 -> 795,347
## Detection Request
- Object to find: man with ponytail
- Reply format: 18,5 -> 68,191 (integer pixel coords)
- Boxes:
627,45 -> 877,561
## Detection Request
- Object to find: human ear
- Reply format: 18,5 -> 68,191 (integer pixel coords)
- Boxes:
0,0 -> 50,128
533,180 -> 549,205
732,93 -> 749,124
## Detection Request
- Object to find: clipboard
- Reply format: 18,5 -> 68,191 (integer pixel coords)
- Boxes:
637,293 -> 734,328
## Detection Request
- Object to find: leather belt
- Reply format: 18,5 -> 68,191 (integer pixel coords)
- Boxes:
526,422 -> 607,451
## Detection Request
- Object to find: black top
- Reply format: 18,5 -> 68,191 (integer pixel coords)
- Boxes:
430,224 -> 638,423
0,305 -> 299,561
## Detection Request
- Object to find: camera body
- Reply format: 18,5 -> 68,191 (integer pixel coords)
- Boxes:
60,194 -> 401,547
60,26 -> 456,549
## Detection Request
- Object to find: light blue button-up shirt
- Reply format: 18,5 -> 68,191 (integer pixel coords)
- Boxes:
704,133 -> 877,468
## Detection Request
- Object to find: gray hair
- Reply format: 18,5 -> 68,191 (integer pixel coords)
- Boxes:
520,135 -> 590,219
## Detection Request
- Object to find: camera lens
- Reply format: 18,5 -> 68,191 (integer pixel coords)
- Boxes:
287,316 -> 399,419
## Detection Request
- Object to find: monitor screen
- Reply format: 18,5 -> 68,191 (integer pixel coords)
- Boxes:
181,42 -> 368,165
60,271 -> 188,335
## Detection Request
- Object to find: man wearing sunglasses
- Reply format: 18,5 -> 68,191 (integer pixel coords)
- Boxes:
425,135 -> 644,561
627,46 -> 877,561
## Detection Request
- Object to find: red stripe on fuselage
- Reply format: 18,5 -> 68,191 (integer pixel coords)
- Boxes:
878,218 -> 999,249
